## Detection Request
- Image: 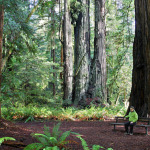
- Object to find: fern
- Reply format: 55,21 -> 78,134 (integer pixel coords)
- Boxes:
25,116 -> 35,123
59,130 -> 71,143
92,145 -> 105,150
76,136 -> 113,150
43,146 -> 60,150
0,137 -> 16,145
23,143 -> 44,150
44,124 -> 51,137
76,136 -> 90,150
31,133 -> 50,146
52,122 -> 61,138
24,123 -> 79,150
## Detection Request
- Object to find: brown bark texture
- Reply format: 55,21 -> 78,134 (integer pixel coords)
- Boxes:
63,0 -> 73,102
129,0 -> 150,117
51,5 -> 56,96
52,49 -> 56,96
88,0 -> 107,102
73,0 -> 90,106
0,5 -> 4,118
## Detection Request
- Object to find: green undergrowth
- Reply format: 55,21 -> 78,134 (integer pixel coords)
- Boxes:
2,105 -> 126,122
24,123 -> 113,150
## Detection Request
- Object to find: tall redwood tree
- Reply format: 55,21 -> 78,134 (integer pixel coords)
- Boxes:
63,0 -> 73,102
0,4 -> 4,118
128,0 -> 150,117
73,0 -> 90,106
88,0 -> 107,102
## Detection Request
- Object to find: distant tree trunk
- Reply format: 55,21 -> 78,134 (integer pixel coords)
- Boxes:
88,0 -> 107,103
73,0 -> 90,106
128,0 -> 150,117
59,0 -> 63,80
52,49 -> 56,96
0,5 -> 4,119
51,5 -> 56,96
63,0 -> 73,102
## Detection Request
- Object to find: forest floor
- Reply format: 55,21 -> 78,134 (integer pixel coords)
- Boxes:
0,119 -> 150,150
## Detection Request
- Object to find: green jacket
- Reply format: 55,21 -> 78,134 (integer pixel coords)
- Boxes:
125,111 -> 138,122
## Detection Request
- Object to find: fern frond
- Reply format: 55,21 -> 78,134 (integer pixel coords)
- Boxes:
44,125 -> 51,137
49,137 -> 58,145
52,123 -> 61,138
71,131 -> 81,136
107,148 -> 113,150
59,130 -> 71,143
0,137 -> 16,145
23,143 -> 44,150
58,139 -> 79,150
31,133 -> 49,146
60,140 -> 79,145
76,136 -> 90,150
43,146 -> 60,150
92,145 -> 105,150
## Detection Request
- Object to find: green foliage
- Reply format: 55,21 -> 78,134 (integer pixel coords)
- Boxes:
3,0 -> 35,54
2,105 -> 126,121
25,116 -> 35,123
76,136 -> 113,150
24,123 -> 113,150
70,0 -> 85,26
106,0 -> 134,105
2,52 -> 62,106
24,123 -> 76,150
0,137 -> 16,145
1,0 -> 134,114
2,0 -> 63,107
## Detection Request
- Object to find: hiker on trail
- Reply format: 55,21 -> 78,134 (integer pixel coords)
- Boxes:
124,106 -> 138,135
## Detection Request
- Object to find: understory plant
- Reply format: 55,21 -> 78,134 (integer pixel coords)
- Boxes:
23,123 -> 78,150
24,123 -> 113,150
77,136 -> 113,150
0,137 -> 16,145
2,104 -> 126,122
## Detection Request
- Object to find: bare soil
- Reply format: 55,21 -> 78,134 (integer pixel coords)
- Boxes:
0,119 -> 150,150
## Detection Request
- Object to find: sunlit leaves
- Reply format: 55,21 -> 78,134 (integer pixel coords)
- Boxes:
106,0 -> 134,104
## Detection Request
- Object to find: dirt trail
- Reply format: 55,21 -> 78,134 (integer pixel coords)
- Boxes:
0,120 -> 150,150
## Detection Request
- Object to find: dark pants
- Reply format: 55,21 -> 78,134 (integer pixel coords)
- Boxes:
124,121 -> 136,133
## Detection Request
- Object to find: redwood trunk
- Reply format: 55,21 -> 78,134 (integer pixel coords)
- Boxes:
51,5 -> 56,96
73,0 -> 90,106
0,5 -> 4,118
88,0 -> 107,102
128,0 -> 150,117
63,0 -> 73,102
52,49 -> 56,96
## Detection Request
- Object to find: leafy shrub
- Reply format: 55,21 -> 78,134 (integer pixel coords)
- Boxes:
24,123 -> 78,150
2,104 -> 126,121
24,123 -> 113,150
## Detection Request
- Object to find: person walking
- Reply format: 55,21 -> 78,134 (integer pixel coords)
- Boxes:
124,106 -> 138,135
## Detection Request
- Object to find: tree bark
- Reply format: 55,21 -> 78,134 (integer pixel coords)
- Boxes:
88,0 -> 107,102
51,5 -> 56,96
73,0 -> 90,106
63,0 -> 73,102
52,49 -> 56,96
0,5 -> 4,119
60,0 -> 63,80
128,0 -> 150,117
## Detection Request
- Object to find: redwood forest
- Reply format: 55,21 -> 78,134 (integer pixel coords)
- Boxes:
0,0 -> 150,150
